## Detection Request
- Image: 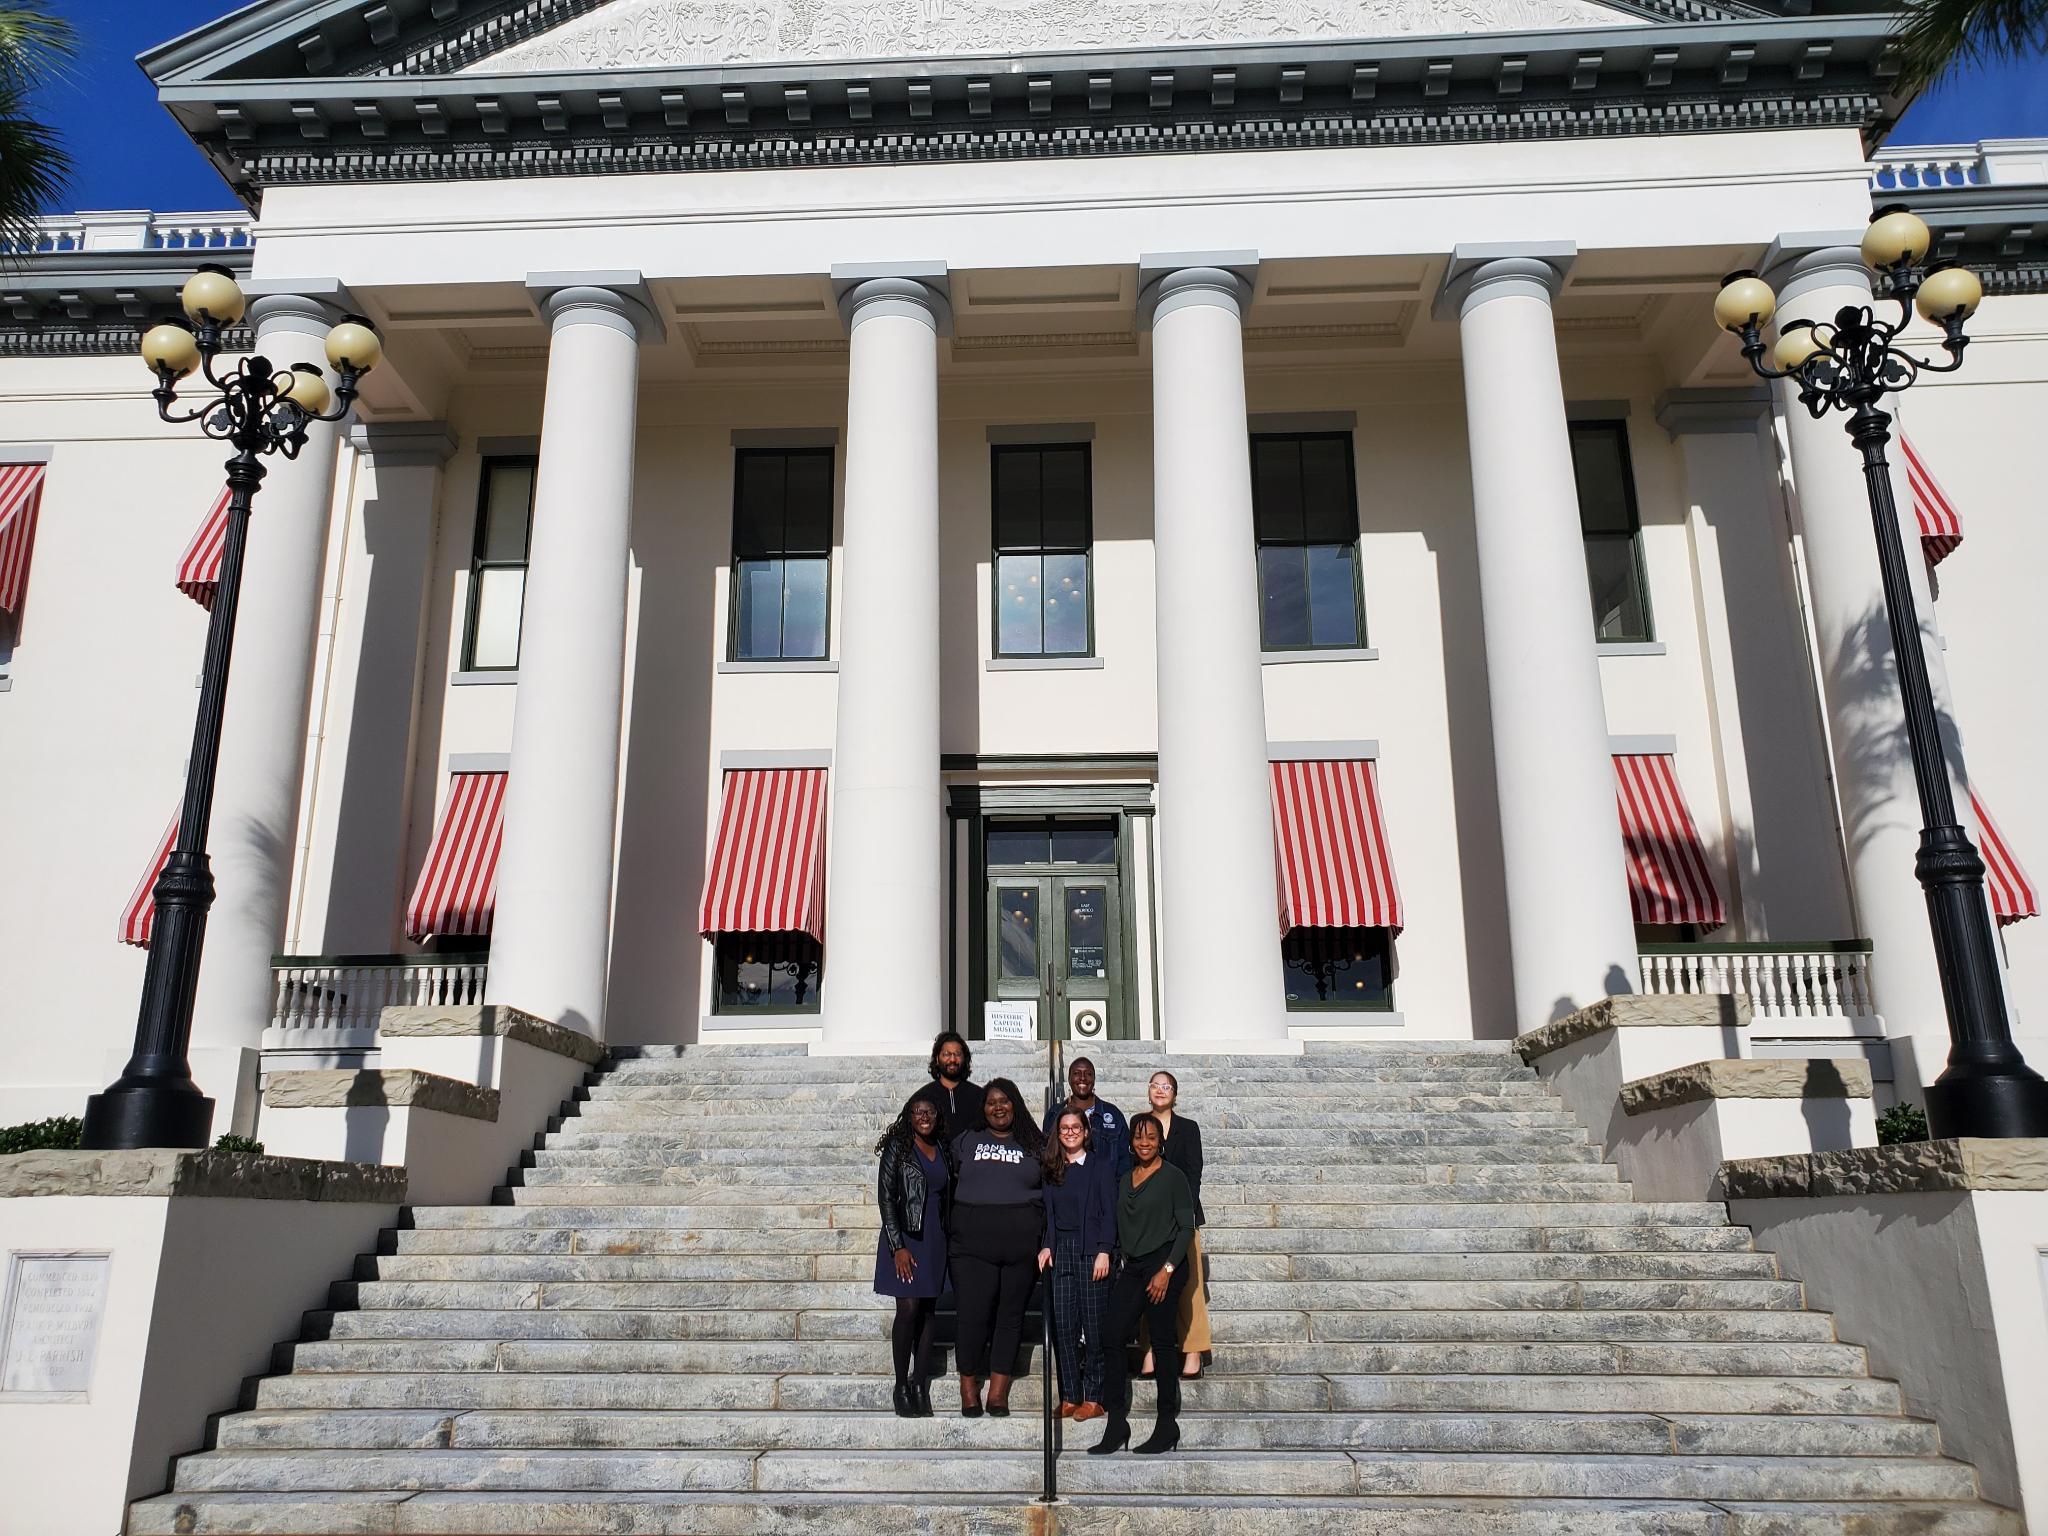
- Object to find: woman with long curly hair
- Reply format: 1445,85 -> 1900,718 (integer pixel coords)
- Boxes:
946,1076 -> 1046,1417
873,1093 -> 953,1417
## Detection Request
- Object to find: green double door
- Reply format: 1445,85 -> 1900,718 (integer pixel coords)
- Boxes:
986,872 -> 1126,1042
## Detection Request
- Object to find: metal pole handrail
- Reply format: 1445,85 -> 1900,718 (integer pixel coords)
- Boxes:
1039,995 -> 1062,1505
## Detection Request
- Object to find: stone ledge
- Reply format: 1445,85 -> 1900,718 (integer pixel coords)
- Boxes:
378,1003 -> 605,1066
1722,1137 -> 2048,1198
1516,994 -> 1750,1062
1622,1057 -> 1872,1115
0,1149 -> 406,1203
265,1068 -> 501,1122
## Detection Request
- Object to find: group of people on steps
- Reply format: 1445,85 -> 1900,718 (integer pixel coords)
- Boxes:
872,1031 -> 1208,1456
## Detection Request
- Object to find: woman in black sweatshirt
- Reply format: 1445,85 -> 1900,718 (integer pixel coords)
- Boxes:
947,1076 -> 1047,1417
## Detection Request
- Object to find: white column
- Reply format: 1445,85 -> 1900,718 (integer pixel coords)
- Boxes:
306,423 -> 458,951
1762,237 -> 1991,1097
1444,246 -> 1640,1029
191,286 -> 349,1061
1139,256 -> 1288,1042
821,266 -> 948,1047
483,278 -> 653,1038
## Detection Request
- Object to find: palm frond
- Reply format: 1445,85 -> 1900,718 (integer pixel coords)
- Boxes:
1895,0 -> 2048,88
0,1 -> 74,91
0,86 -> 71,252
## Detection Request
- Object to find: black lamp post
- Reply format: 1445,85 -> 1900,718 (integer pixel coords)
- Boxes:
1713,212 -> 2048,1140
80,266 -> 382,1151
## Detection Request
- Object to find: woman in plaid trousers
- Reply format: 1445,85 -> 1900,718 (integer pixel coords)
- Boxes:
1038,1109 -> 1117,1420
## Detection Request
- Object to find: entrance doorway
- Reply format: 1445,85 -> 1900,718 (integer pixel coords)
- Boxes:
982,817 -> 1129,1042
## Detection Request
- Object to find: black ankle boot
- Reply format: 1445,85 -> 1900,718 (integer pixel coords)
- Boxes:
892,1380 -> 914,1418
911,1377 -> 934,1417
1087,1419 -> 1131,1455
1133,1420 -> 1180,1455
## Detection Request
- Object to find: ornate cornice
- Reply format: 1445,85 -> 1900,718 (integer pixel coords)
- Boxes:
1877,182 -> 2048,297
0,248 -> 256,358
147,5 -> 1908,200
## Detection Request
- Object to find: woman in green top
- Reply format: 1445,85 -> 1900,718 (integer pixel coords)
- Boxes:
1087,1111 -> 1196,1457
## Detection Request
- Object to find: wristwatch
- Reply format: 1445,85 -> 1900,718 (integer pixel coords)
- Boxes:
1162,1263 -> 1176,1273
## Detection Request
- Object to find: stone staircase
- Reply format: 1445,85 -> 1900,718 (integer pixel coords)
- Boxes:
130,1041 -> 2020,1534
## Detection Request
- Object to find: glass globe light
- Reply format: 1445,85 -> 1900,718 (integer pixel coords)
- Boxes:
1915,264 -> 1983,323
140,321 -> 201,378
1775,320 -> 1827,372
1862,206 -> 1931,271
323,316 -> 382,374
1713,271 -> 1777,333
181,264 -> 246,325
281,363 -> 331,415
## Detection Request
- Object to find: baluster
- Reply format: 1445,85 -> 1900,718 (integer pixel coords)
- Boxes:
1814,951 -> 1840,1017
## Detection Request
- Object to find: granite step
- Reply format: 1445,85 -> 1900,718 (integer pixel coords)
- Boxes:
245,1370 -> 1912,1417
506,1162 -> 1626,1189
273,1338 -> 1872,1377
580,1079 -> 1559,1103
124,1492 -> 2025,1536
409,1199 -> 1734,1228
526,1139 -> 1605,1166
537,1124 -> 1599,1149
311,1306 -> 1837,1345
499,1183 -> 1644,1209
163,1447 -> 1981,1501
207,1408 -> 1941,1458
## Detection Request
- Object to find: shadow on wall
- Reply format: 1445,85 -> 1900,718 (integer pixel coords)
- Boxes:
1823,600 -> 1966,865
1798,1056 -> 1856,1149
320,486 -> 436,952
606,441 -> 717,1048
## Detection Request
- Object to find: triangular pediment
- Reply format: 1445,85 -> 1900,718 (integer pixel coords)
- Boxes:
462,0 -> 1649,75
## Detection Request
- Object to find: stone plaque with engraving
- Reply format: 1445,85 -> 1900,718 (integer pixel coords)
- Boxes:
1,1253 -> 110,1398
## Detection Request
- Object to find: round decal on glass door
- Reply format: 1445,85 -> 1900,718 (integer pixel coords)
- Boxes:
1071,1004 -> 1106,1039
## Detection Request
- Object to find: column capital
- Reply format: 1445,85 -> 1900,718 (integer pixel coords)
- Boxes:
1759,233 -> 1872,307
1433,243 -> 1576,322
347,421 -> 459,466
526,270 -> 663,344
242,279 -> 356,341
1136,251 -> 1258,329
831,262 -> 951,335
1655,387 -> 1771,438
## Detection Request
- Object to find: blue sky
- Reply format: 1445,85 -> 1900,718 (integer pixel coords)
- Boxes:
35,0 -> 2048,212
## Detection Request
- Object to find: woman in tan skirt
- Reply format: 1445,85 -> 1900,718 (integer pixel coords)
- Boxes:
1137,1069 -> 1210,1378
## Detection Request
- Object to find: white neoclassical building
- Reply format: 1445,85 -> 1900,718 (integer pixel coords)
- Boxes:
0,0 -> 2043,1138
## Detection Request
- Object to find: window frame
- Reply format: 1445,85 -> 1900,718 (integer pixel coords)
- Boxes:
1280,925 -> 1397,1013
1569,419 -> 1656,645
459,455 -> 538,674
726,445 -> 836,664
1248,430 -> 1369,653
989,441 -> 1095,660
710,930 -> 825,1015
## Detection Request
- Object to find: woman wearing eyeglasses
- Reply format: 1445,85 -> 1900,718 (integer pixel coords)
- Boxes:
1039,1107 -> 1115,1421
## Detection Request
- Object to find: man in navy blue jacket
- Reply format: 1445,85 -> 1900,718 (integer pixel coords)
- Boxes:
1040,1056 -> 1131,1179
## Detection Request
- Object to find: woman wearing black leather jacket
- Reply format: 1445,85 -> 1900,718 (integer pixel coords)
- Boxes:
873,1094 -> 954,1417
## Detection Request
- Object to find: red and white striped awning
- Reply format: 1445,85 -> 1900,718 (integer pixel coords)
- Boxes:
0,462 -> 47,617
404,771 -> 507,941
119,812 -> 180,948
176,487 -> 231,609
1269,757 -> 1404,934
1901,435 -> 1963,566
1614,755 -> 1727,928
699,768 -> 829,941
1970,789 -> 2039,926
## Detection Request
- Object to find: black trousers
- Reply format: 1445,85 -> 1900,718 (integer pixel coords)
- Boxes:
1101,1244 -> 1190,1430
951,1202 -> 1041,1377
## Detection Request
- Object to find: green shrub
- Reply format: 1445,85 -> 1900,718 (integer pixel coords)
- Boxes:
0,1116 -> 84,1154
213,1133 -> 265,1155
1876,1103 -> 1930,1145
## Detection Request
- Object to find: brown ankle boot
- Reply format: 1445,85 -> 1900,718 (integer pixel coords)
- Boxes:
986,1372 -> 1013,1417
959,1374 -> 984,1418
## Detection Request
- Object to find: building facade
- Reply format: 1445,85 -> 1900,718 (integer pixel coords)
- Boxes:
0,0 -> 2043,1136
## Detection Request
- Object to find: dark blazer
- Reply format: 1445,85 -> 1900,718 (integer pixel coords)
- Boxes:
912,1077 -> 985,1135
1043,1152 -> 1117,1262
876,1134 -> 951,1255
1157,1114 -> 1205,1227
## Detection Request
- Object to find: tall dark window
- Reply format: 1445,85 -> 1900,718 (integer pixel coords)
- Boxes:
1282,927 -> 1394,1010
461,457 -> 536,672
992,442 -> 1092,658
1570,421 -> 1653,643
714,933 -> 823,1012
731,448 -> 832,661
1251,432 -> 1365,650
